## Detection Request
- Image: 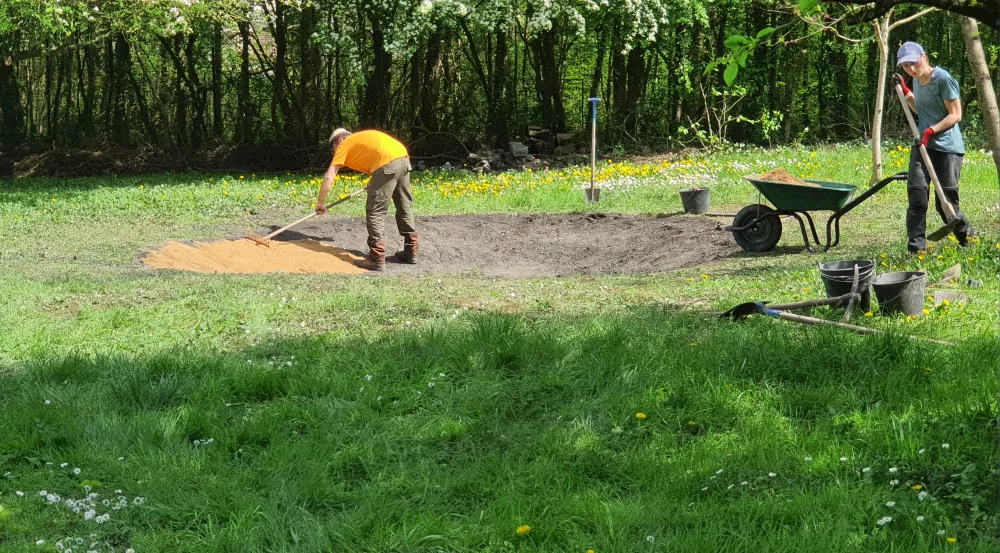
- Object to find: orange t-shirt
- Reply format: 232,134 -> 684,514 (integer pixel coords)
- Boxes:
331,130 -> 408,174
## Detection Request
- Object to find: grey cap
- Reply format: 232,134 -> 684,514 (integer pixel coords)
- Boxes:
896,41 -> 924,66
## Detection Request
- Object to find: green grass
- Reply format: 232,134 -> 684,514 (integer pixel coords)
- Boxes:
1,143 -> 997,552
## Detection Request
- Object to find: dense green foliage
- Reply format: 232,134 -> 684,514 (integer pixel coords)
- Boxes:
0,0 -> 996,157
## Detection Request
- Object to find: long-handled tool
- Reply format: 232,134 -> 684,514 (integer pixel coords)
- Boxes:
245,187 -> 365,247
586,97 -> 601,203
722,301 -> 953,346
892,76 -> 960,242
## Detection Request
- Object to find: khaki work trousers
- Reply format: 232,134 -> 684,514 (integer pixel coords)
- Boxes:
365,157 -> 416,250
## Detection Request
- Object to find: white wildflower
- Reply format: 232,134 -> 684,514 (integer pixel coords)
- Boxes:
73,468 -> 81,475
876,516 -> 893,526
840,457 -> 847,462
60,463 -> 69,468
885,501 -> 896,508
646,535 -> 654,543
768,472 -> 776,478
862,467 -> 872,473
918,491 -> 928,501
16,491 -> 24,496
804,456 -> 813,462
888,467 -> 898,474
716,469 -> 723,475
918,448 -> 926,455
941,443 -> 950,449
916,516 -> 925,522
937,530 -> 946,536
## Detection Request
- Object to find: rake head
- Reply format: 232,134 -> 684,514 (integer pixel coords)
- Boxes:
245,234 -> 272,247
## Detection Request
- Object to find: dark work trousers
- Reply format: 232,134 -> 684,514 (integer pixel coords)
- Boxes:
906,146 -> 973,252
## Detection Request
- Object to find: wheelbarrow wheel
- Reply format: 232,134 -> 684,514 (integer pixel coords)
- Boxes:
732,204 -> 782,252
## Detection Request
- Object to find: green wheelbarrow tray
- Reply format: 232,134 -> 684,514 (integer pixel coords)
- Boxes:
742,177 -> 857,212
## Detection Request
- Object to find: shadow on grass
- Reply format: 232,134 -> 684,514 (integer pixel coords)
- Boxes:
1,308 -> 997,551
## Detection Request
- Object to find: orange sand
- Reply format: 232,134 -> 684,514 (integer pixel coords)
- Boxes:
142,239 -> 367,274
755,168 -> 818,186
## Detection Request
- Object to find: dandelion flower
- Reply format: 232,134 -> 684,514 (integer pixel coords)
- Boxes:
635,412 -> 646,420
947,537 -> 956,543
516,524 -> 531,535
913,484 -> 922,490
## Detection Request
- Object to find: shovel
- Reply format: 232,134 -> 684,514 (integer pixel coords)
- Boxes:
892,76 -> 961,242
585,97 -> 601,203
245,187 -> 365,247
721,300 -> 953,346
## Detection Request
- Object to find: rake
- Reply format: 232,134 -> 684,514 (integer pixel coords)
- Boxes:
245,188 -> 366,247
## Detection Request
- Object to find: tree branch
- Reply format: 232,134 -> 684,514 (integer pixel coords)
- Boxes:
888,7 -> 936,30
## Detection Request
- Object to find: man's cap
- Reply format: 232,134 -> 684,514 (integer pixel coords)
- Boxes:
329,127 -> 350,143
896,42 -> 924,66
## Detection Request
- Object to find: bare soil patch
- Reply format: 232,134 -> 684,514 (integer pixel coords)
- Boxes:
197,212 -> 739,277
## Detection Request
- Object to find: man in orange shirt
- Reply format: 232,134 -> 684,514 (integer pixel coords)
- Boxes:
316,127 -> 417,271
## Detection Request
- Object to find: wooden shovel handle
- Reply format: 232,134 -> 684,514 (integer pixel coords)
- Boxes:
893,83 -> 958,220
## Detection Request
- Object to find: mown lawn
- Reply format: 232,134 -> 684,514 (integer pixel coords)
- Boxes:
1,143 -> 997,552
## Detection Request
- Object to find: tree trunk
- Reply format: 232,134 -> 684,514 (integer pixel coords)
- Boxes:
871,14 -> 891,182
419,27 -> 442,135
184,34 -> 206,150
0,56 -> 25,151
112,34 -> 131,144
361,13 -> 392,128
80,45 -> 96,136
960,17 -> 1000,179
530,22 -> 566,133
298,5 -> 320,145
488,26 -> 509,145
237,22 -> 253,145
212,22 -> 223,140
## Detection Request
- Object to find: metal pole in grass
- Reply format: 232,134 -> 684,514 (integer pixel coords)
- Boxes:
587,97 -> 601,203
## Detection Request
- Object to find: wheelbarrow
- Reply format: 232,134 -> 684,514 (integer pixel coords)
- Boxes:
726,172 -> 907,253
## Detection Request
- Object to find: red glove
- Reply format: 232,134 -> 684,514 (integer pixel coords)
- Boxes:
893,74 -> 912,96
921,127 -> 935,146
899,78 -> 911,97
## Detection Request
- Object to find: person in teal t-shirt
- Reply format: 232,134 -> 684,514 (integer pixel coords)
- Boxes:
894,41 -> 974,253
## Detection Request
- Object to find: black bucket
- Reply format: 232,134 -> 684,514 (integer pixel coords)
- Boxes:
679,188 -> 711,214
818,259 -> 876,312
872,271 -> 927,316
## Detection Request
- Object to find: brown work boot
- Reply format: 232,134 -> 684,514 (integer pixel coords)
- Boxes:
356,240 -> 386,271
394,232 -> 419,264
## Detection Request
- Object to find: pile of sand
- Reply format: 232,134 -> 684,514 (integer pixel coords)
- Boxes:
755,168 -> 818,186
142,239 -> 367,274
